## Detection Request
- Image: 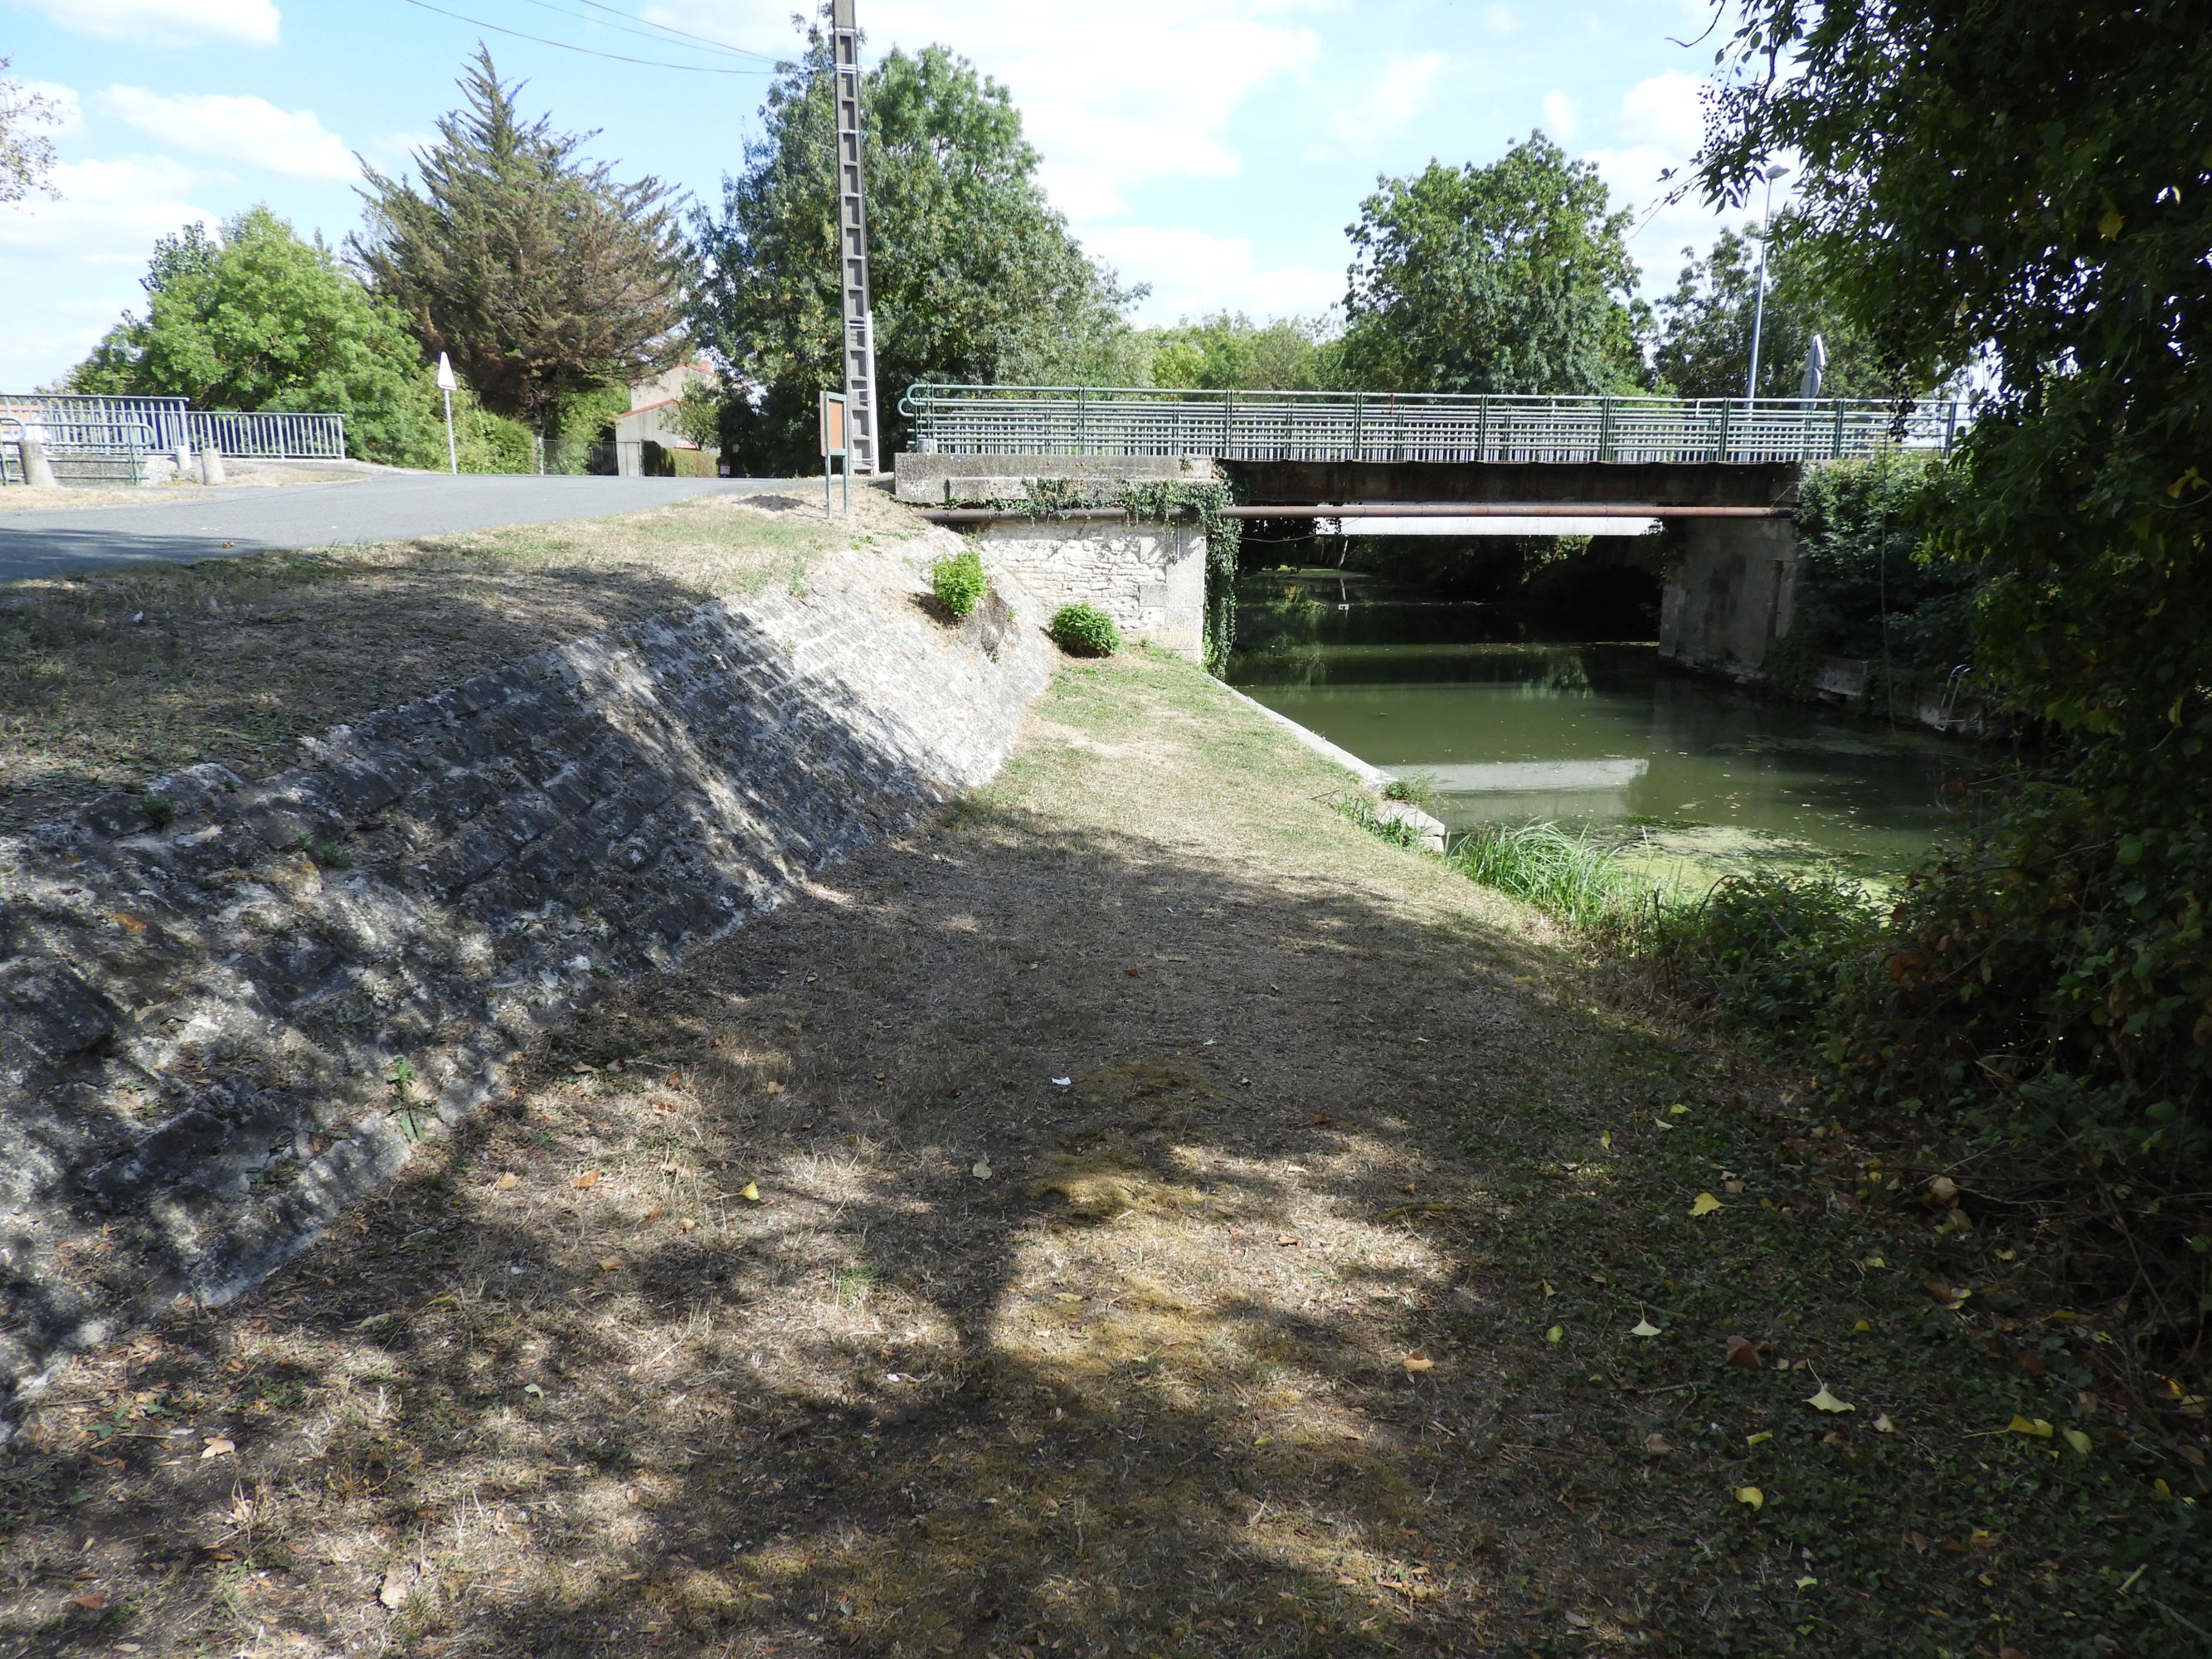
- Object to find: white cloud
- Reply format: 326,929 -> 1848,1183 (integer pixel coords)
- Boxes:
96,86 -> 355,179
1541,90 -> 1577,140
4,0 -> 280,47
648,0 -> 1322,218
1086,224 -> 1340,324
1619,69 -> 1706,153
1483,4 -> 1520,32
1316,51 -> 1446,157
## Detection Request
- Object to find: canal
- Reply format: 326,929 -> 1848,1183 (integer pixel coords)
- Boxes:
1228,567 -> 1979,877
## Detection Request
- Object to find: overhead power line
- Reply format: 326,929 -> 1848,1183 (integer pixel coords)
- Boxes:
512,0 -> 778,63
396,0 -> 775,73
568,0 -> 779,62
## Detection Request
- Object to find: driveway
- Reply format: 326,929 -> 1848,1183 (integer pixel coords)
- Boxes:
0,473 -> 813,583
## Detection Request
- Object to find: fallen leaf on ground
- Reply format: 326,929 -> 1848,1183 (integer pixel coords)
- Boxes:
2007,1414 -> 2054,1438
1599,1130 -> 1612,1150
597,1256 -> 622,1272
1873,1413 -> 1895,1433
494,1172 -> 518,1191
1403,1354 -> 1435,1374
1545,1326 -> 1564,1345
1726,1335 -> 1767,1368
971,1160 -> 993,1180
2062,1428 -> 2093,1456
1630,1318 -> 1662,1338
1746,1431 -> 1772,1446
573,1171 -> 600,1190
1928,1175 -> 1960,1204
378,1569 -> 411,1610
1277,1234 -> 1301,1247
1807,1385 -> 1855,1413
738,1182 -> 761,1203
1644,1433 -> 1672,1456
200,1438 -> 234,1459
1735,1486 -> 1764,1511
1689,1192 -> 1723,1218
70,1593 -> 104,1611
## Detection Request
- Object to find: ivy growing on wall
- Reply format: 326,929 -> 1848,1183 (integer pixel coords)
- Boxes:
994,479 -> 1244,676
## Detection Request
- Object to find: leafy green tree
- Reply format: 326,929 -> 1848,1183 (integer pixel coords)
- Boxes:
1139,312 -> 1341,392
0,56 -> 61,205
1650,220 -> 1891,399
1697,2 -> 2212,1223
70,207 -> 437,465
1339,134 -> 1647,396
353,48 -> 688,433
690,20 -> 1135,470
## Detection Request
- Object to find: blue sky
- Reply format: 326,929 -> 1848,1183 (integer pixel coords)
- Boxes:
0,0 -> 1768,391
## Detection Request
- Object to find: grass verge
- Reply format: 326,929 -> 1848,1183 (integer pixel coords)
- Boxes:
1,652 -> 2205,1657
0,484 -> 921,828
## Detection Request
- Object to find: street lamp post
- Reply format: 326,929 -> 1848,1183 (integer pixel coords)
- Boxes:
1745,163 -> 1791,402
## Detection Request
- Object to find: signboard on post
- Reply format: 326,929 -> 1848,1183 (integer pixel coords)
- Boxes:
435,352 -> 459,475
819,389 -> 850,517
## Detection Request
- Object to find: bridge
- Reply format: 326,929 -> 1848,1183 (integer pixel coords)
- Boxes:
892,382 -> 1970,676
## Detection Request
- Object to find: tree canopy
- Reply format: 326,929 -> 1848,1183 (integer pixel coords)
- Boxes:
1650,219 -> 1889,399
70,207 -> 437,465
1137,313 -> 1340,392
1696,0 -> 2212,1239
353,48 -> 688,433
689,26 -> 1135,470
0,56 -> 61,206
1339,134 -> 1647,396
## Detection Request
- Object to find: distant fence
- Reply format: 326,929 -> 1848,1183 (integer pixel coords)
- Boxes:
0,394 -> 347,475
900,384 -> 1971,466
1,413 -> 158,485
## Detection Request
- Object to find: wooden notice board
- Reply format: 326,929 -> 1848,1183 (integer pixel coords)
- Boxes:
819,391 -> 848,460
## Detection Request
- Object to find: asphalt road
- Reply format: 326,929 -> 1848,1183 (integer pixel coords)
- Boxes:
0,473 -> 809,584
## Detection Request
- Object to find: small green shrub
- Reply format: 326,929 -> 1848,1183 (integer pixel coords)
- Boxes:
930,547 -> 989,619
1333,793 -> 1427,850
1381,772 -> 1441,810
1645,870 -> 1879,1041
1049,602 -> 1121,657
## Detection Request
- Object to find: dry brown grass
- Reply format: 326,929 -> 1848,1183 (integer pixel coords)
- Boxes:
0,485 -> 926,827
2,652 -> 2202,1658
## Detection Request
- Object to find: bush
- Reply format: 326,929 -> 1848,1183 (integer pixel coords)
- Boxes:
930,547 -> 988,619
1646,870 -> 1879,1042
1049,602 -> 1120,657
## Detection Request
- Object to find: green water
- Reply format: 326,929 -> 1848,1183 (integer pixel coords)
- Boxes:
1228,571 -> 1977,872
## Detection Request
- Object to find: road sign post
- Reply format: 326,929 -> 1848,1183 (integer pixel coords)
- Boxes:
435,353 -> 459,475
820,389 -> 851,518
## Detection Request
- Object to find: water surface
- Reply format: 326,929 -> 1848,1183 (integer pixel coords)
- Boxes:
1229,571 -> 1976,869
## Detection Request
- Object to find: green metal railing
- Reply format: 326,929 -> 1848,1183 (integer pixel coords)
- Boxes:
899,384 -> 1970,465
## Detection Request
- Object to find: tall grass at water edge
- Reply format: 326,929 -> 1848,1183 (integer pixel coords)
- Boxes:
1446,821 -> 1650,936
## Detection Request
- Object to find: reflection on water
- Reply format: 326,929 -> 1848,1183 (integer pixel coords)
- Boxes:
1229,572 -> 1976,865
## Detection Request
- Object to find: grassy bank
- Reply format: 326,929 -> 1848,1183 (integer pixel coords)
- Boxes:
0,484 -> 917,829
2,650 -> 2205,1657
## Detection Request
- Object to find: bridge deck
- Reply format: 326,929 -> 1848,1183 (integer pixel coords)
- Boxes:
901,384 -> 1966,467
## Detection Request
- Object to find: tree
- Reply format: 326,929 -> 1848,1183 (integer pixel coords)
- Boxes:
690,19 -> 1135,471
1696,2 -> 2212,1233
1140,312 -> 1341,392
353,48 -> 688,433
1,56 -> 61,205
70,207 -> 439,466
1650,219 -> 1891,399
1339,134 -> 1647,396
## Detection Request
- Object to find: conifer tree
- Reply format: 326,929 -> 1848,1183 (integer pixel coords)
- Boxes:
352,48 -> 688,431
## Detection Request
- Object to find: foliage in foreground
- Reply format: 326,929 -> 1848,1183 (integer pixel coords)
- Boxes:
1691,0 -> 2212,1285
353,48 -> 688,432
929,547 -> 987,620
1048,603 -> 1120,658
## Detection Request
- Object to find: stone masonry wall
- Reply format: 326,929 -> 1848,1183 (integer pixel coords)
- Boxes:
978,519 -> 1208,659
0,543 -> 1052,1432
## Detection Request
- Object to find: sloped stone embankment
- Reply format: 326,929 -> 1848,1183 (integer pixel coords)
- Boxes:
0,545 -> 1050,1432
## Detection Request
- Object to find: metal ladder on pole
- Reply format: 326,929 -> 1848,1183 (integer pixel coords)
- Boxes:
830,0 -> 879,474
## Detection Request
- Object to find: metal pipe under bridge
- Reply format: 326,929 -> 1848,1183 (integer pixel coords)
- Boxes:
898,382 -> 1966,466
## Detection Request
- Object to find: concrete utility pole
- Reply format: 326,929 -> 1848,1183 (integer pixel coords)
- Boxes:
830,0 -> 881,474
